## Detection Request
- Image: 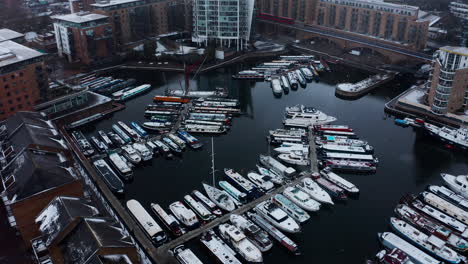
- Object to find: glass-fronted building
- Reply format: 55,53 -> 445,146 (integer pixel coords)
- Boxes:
192,0 -> 255,51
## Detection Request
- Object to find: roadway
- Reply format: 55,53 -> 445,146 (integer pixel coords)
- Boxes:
257,19 -> 433,61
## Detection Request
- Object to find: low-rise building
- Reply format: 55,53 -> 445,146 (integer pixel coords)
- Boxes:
0,29 -> 25,44
91,0 -> 183,49
34,196 -> 139,264
427,46 -> 468,115
0,41 -> 48,120
450,1 -> 468,20
0,112 -> 84,247
53,12 -> 114,65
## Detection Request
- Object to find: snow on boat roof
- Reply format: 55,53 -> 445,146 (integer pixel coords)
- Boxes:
223,224 -> 246,242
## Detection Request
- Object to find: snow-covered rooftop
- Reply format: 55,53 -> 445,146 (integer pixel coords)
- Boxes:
35,196 -> 99,246
91,0 -> 141,8
0,40 -> 43,68
53,12 -> 108,24
0,29 -> 24,42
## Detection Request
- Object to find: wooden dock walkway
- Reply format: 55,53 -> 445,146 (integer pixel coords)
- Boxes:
153,134 -> 318,263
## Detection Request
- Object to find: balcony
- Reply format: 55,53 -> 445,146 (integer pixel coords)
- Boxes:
435,84 -> 452,95
431,104 -> 448,115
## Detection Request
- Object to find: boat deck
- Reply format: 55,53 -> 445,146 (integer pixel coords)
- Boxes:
153,135 -> 318,262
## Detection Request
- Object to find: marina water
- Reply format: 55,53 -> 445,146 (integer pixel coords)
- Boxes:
81,64 -> 468,263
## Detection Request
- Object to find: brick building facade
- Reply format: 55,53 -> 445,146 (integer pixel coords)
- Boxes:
0,41 -> 48,120
256,0 -> 429,50
53,12 -> 114,65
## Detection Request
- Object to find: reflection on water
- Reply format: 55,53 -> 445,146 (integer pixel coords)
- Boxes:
81,63 -> 467,264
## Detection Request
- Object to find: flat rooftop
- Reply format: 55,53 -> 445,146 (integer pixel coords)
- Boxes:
0,29 -> 24,42
52,12 -> 108,24
91,0 -> 141,8
0,41 -> 43,68
440,46 -> 468,56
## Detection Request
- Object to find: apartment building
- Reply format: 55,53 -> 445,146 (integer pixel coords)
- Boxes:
0,41 -> 48,120
192,0 -> 255,51
91,0 -> 178,49
53,12 -> 114,65
427,46 -> 468,115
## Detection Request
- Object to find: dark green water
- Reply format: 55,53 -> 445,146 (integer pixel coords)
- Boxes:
81,63 -> 467,264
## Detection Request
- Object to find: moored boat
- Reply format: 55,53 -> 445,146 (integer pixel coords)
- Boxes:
177,130 -> 203,149
389,217 -> 462,264
247,172 -> 274,192
98,130 -> 113,148
298,177 -> 334,205
150,203 -> 186,237
378,232 -> 441,264
168,133 -> 186,150
90,136 -> 108,153
192,190 -> 223,216
200,230 -> 242,264
254,200 -> 300,233
320,159 -> 377,173
111,124 -> 132,143
132,142 -> 153,161
162,137 -> 182,154
395,204 -> 468,253
184,124 -> 227,134
441,174 -> 468,199
272,194 -> 310,224
277,151 -> 310,166
107,131 -> 126,147
311,173 -> 347,201
224,168 -> 262,199
218,223 -> 263,263
121,145 -> 141,164
173,245 -> 203,264
256,165 -> 284,185
410,199 -> 468,238
71,131 -> 95,156
203,183 -> 236,212
230,214 -> 273,252
424,123 -> 468,150
130,122 -> 148,138
93,159 -> 124,194
107,151 -> 133,181
153,140 -> 173,158
428,185 -> 468,212
319,143 -> 374,154
320,167 -> 359,194
184,195 -> 215,222
259,155 -> 296,179
126,199 -> 167,246
421,191 -> 468,225
116,84 -> 151,101
314,125 -> 353,132
117,121 -> 140,141
219,181 -> 248,205
169,201 -> 199,229
283,186 -> 321,212
247,212 -> 300,255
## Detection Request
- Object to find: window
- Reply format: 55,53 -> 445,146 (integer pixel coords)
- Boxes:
9,107 -> 15,112
19,72 -> 23,77
4,85 -> 9,89
6,92 -> 10,97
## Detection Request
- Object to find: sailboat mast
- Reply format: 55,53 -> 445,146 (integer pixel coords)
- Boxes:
211,137 -> 215,187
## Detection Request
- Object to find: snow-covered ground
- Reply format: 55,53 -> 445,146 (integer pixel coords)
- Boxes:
400,86 -> 425,104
